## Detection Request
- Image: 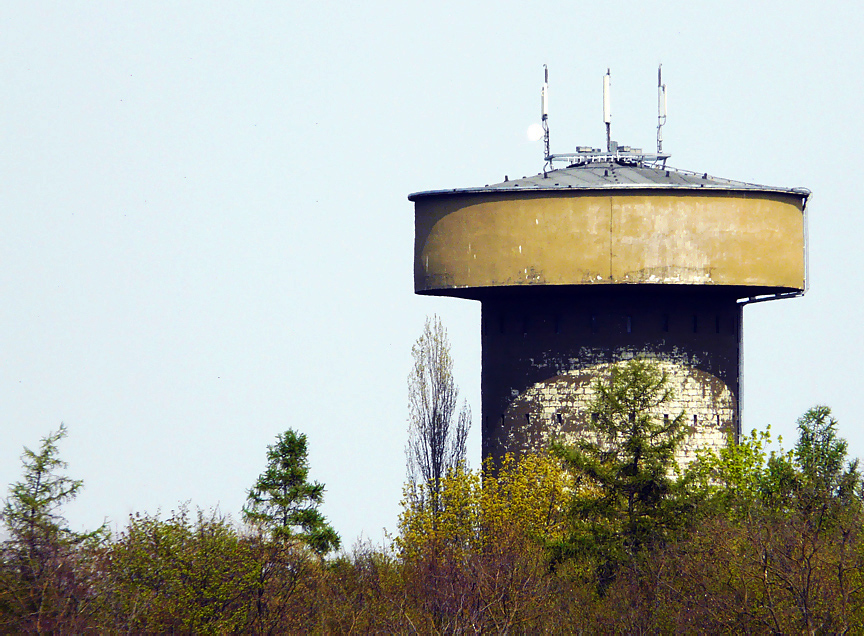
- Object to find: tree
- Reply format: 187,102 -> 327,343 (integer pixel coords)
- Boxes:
687,425 -> 781,521
243,429 -> 340,555
98,505 -> 325,633
551,359 -> 693,591
396,452 -> 568,633
398,452 -> 567,559
691,405 -> 861,520
793,405 -> 860,508
406,315 -> 471,513
682,407 -> 864,633
0,424 -> 105,631
99,506 -> 257,633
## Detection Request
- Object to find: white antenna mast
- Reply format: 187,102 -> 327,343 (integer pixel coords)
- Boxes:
542,65 -> 551,173
603,69 -> 611,152
657,64 -> 667,154
531,66 -> 668,172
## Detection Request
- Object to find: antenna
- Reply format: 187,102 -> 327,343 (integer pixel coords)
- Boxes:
541,65 -> 549,120
603,69 -> 611,152
657,64 -> 667,154
542,65 -> 551,173
533,67 -> 669,172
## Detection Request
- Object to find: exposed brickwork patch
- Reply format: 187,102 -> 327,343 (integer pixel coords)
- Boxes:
501,359 -> 733,466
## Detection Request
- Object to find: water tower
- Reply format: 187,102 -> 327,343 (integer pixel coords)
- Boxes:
409,68 -> 810,465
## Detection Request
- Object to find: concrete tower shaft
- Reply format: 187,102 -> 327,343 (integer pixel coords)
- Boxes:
409,161 -> 809,464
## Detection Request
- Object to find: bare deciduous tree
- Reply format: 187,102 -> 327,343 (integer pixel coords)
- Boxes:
406,315 -> 471,512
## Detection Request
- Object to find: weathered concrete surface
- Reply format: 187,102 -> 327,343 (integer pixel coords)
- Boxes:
415,190 -> 805,296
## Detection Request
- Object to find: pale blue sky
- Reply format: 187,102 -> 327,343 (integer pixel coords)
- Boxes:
1,2 -> 861,543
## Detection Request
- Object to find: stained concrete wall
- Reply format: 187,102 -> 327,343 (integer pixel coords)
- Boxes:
415,190 -> 805,296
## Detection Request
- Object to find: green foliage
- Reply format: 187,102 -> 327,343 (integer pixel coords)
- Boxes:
691,405 -> 861,521
99,506 -> 256,633
688,425 -> 782,519
243,429 -> 340,555
551,359 -> 694,587
396,453 -> 569,632
5,406 -> 864,632
794,405 -> 861,508
681,406 -> 864,633
98,505 -> 326,633
397,452 -> 568,560
0,424 -> 106,632
3,425 -> 90,557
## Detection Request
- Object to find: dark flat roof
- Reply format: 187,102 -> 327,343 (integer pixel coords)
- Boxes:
408,161 -> 811,201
